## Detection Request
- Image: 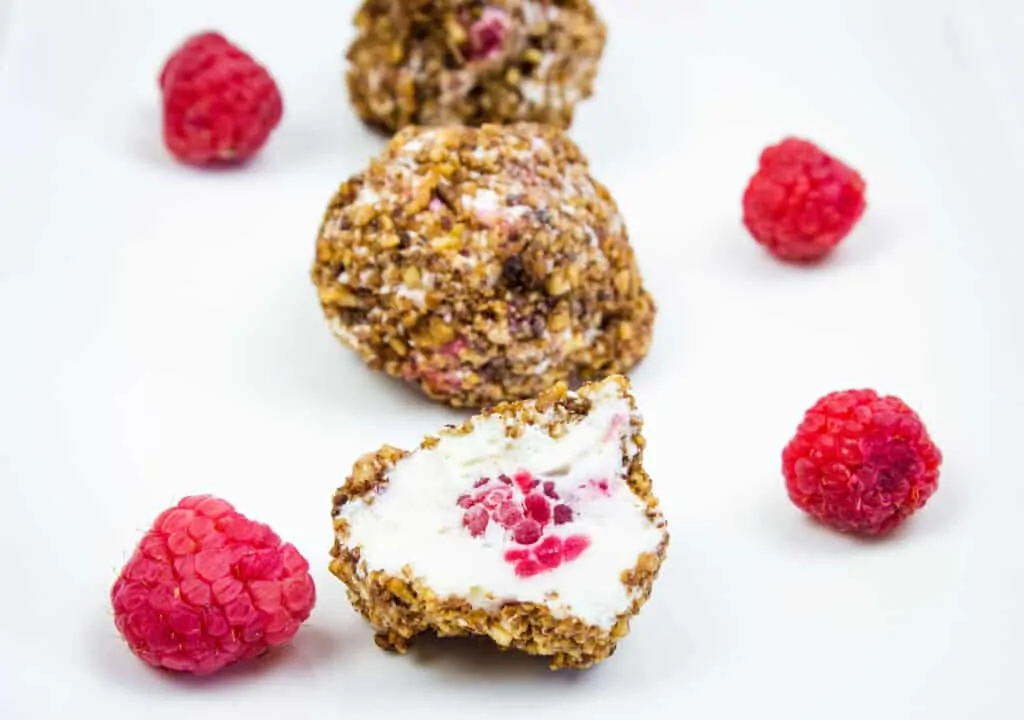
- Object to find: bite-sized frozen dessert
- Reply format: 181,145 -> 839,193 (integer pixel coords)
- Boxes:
345,0 -> 607,132
311,122 -> 655,408
329,375 -> 669,669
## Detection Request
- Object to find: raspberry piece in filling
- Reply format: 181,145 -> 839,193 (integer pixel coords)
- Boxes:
512,518 -> 542,545
552,504 -> 573,525
461,469 -> 593,574
513,470 -> 540,494
534,536 -> 564,569
462,505 -> 489,537
504,548 -> 531,563
481,487 -> 512,510
563,535 -> 591,562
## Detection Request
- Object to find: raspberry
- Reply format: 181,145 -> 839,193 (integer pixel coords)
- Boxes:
523,493 -> 552,525
504,549 -> 531,563
110,496 -> 315,675
463,505 -> 490,537
467,7 -> 509,61
552,504 -> 573,525
782,389 -> 942,536
742,138 -> 867,262
542,481 -> 559,500
563,535 -> 591,562
481,487 -> 512,510
512,518 -> 542,545
494,500 -> 524,529
159,32 -> 283,166
414,365 -> 463,395
534,536 -> 564,569
440,337 -> 469,359
513,558 -> 543,578
513,471 -> 540,494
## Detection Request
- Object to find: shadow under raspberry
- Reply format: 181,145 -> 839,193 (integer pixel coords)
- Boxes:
714,213 -> 892,281
754,474 -> 961,553
93,622 -> 343,693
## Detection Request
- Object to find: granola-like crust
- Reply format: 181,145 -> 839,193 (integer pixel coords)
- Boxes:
311,123 -> 656,408
329,376 -> 670,669
345,0 -> 606,132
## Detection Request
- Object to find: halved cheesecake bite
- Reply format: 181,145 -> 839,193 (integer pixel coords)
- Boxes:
329,375 -> 669,669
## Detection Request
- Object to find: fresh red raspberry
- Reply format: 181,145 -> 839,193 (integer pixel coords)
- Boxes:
742,138 -> 867,262
782,390 -> 942,536
110,496 -> 316,675
159,32 -> 283,166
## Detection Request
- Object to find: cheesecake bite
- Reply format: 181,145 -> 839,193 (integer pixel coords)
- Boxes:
311,122 -> 656,408
345,0 -> 607,132
329,375 -> 669,669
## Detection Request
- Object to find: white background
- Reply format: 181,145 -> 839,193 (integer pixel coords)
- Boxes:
1,0 -> 1022,718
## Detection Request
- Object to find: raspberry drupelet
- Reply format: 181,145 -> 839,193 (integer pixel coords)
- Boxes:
111,496 -> 316,675
783,389 -> 942,536
159,32 -> 283,165
743,137 -> 867,262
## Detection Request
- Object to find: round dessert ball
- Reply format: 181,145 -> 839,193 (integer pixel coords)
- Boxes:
311,122 -> 655,408
345,0 -> 607,133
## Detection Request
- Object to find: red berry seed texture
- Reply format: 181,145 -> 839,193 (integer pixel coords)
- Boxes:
459,471 -> 592,577
742,137 -> 867,262
111,495 -> 316,675
159,32 -> 283,166
783,389 -> 942,536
